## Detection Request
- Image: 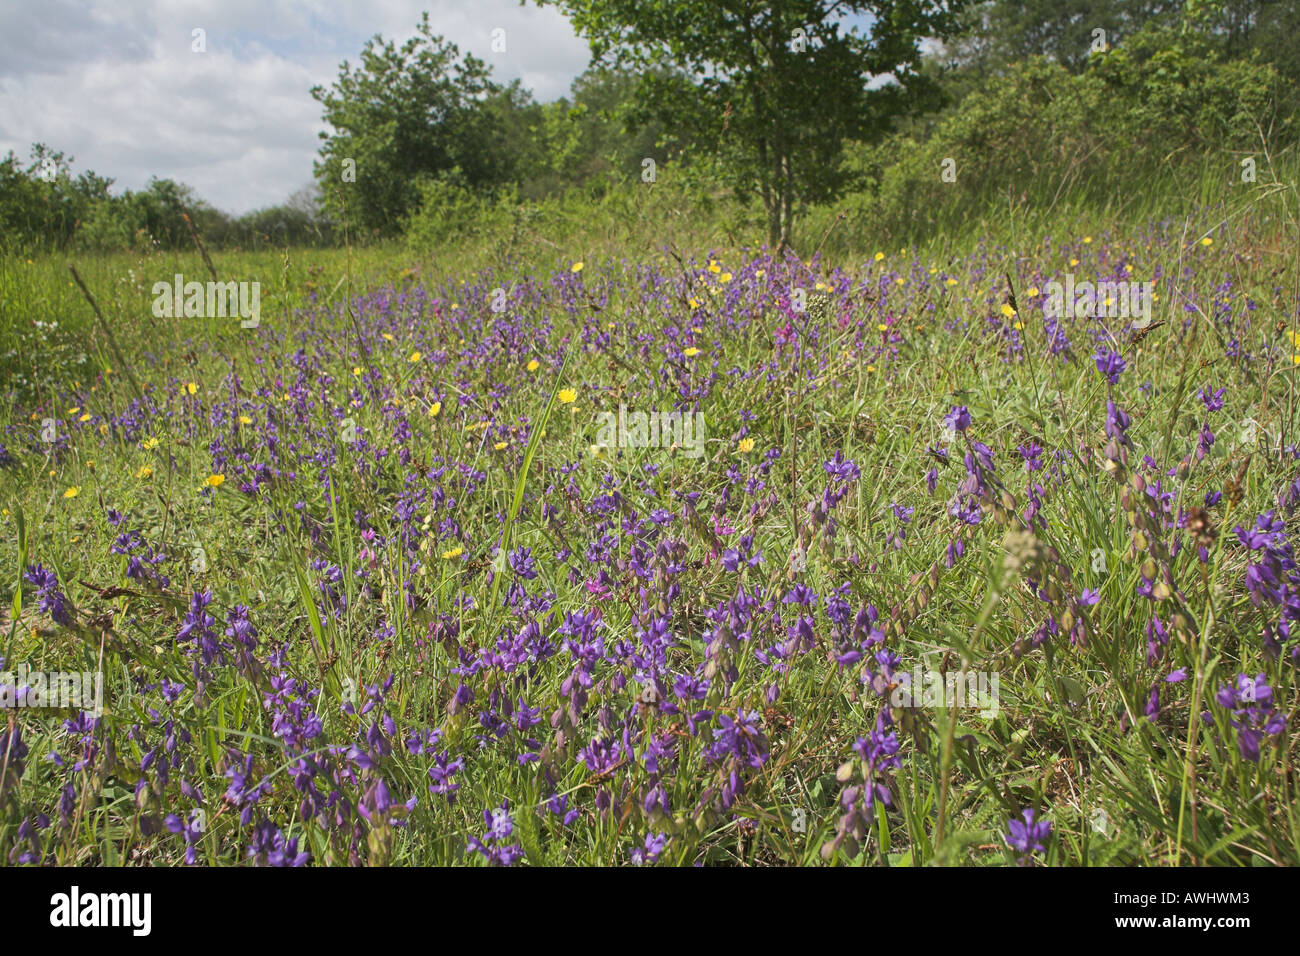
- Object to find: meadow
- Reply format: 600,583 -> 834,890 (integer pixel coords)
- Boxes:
2,154 -> 1300,867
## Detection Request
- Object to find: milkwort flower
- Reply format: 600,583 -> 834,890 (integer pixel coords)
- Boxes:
22,563 -> 73,627
631,832 -> 669,865
467,800 -> 524,866
177,589 -> 222,666
1233,511 -> 1300,660
721,534 -> 762,572
704,710 -> 769,809
224,751 -> 273,827
164,810 -> 205,865
1103,399 -> 1133,469
248,819 -> 310,866
508,545 -> 538,580
885,503 -> 914,550
1093,347 -> 1126,385
823,711 -> 900,860
1209,673 -> 1287,762
944,405 -> 971,433
1005,808 -> 1051,865
224,604 -> 260,678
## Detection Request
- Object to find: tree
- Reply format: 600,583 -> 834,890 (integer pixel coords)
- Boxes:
0,145 -> 114,251
537,0 -> 969,251
958,0 -> 1182,74
310,13 -> 501,236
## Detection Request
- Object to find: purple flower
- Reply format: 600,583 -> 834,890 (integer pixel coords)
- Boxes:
1005,808 -> 1051,864
631,832 -> 668,865
23,564 -> 73,627
467,801 -> 524,866
1212,673 -> 1287,762
944,405 -> 971,433
1093,347 -> 1126,385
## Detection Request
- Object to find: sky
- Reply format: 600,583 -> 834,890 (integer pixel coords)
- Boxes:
0,0 -> 593,214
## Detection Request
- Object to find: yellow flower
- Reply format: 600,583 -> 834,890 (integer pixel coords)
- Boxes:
1001,303 -> 1017,318
866,364 -> 876,373
1289,330 -> 1300,347
526,359 -> 540,372
684,347 -> 701,357
494,441 -> 508,450
79,413 -> 91,422
945,278 -> 957,286
571,262 -> 584,273
67,406 -> 80,415
408,351 -> 422,363
738,437 -> 755,453
689,298 -> 700,309
874,252 -> 885,261
876,323 -> 888,332
707,261 -> 721,274
755,270 -> 765,278
1013,321 -> 1024,330
382,333 -> 394,342
558,388 -> 577,404
719,272 -> 732,283
429,401 -> 442,418
895,277 -> 905,285
63,486 -> 80,499
142,437 -> 159,450
1083,236 -> 1092,244
206,474 -> 225,488
1201,237 -> 1213,247
442,546 -> 464,560
238,415 -> 252,425
1069,258 -> 1079,266
136,465 -> 153,479
184,382 -> 198,395
352,366 -> 363,376
1027,286 -> 1039,297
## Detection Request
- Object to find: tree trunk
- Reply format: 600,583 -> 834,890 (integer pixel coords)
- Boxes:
778,153 -> 794,254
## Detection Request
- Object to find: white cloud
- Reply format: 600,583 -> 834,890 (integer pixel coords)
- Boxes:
0,0 -> 591,214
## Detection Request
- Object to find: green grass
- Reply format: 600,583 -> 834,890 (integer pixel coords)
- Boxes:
2,149 -> 1300,867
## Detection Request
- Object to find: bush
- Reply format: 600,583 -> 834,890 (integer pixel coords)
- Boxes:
829,25 -> 1293,251
403,173 -> 515,250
